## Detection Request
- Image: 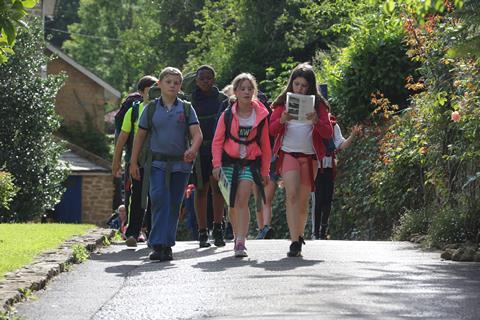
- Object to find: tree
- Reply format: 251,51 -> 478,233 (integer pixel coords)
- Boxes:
0,0 -> 38,63
0,17 -> 67,222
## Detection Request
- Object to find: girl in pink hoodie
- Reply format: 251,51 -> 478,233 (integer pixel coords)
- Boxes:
212,73 -> 271,257
270,63 -> 333,257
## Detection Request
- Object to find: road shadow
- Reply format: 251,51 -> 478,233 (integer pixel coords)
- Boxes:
192,255 -> 323,272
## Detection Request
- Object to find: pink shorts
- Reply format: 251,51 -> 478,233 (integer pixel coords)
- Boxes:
280,153 -> 317,186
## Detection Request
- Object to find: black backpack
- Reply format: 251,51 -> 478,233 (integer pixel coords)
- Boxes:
114,93 -> 143,161
114,92 -> 143,140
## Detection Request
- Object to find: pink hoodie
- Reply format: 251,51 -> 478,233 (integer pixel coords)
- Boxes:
212,99 -> 271,177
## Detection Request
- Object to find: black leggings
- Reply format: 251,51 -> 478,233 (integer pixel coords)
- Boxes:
314,168 -> 334,237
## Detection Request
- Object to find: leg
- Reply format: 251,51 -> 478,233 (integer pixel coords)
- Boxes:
295,157 -> 318,239
194,182 -> 211,248
314,168 -> 326,239
319,168 -> 334,239
252,185 -> 263,229
210,176 -> 226,246
125,167 -> 147,245
148,167 -> 170,249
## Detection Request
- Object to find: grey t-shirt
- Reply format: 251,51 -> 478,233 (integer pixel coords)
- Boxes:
139,98 -> 199,173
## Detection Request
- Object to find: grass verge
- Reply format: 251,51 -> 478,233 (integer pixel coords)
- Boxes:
0,224 -> 95,279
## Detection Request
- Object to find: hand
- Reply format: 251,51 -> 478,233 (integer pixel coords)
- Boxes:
112,161 -> 122,178
306,111 -> 318,124
184,148 -> 197,162
262,175 -> 270,186
212,167 -> 221,181
351,124 -> 363,137
129,162 -> 141,181
280,111 -> 293,124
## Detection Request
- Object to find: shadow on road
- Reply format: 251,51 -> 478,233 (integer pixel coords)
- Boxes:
192,256 -> 323,272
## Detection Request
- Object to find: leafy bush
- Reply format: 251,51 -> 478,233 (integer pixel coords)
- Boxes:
0,171 -> 18,211
393,208 -> 432,241
0,18 -> 68,222
427,207 -> 466,247
316,12 -> 418,124
58,114 -> 112,160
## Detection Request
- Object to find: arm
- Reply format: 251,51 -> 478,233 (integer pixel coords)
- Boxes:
211,112 -> 227,180
129,128 -> 147,181
184,124 -> 203,162
112,131 -> 129,177
338,124 -> 362,152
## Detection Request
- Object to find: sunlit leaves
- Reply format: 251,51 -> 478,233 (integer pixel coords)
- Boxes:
0,0 -> 38,63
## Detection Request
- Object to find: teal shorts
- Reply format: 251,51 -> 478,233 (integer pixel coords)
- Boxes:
222,165 -> 254,183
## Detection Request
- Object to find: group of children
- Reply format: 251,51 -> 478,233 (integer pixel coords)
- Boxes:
112,62 -> 361,261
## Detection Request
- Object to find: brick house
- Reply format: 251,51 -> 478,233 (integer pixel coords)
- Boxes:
45,43 -> 121,132
55,142 -> 114,225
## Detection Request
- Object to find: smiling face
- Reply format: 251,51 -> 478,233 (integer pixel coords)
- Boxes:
234,79 -> 255,105
292,76 -> 310,95
159,74 -> 182,99
195,69 -> 215,93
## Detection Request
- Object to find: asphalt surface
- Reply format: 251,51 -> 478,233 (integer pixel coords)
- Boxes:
15,240 -> 480,320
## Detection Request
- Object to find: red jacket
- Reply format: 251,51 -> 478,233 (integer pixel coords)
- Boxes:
212,100 -> 271,177
269,100 -> 333,160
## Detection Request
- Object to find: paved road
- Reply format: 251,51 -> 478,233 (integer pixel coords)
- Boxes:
15,240 -> 480,320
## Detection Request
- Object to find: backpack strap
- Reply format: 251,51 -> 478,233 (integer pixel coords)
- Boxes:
140,100 -> 158,209
223,107 -> 265,147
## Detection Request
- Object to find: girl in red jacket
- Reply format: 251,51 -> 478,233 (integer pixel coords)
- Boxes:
270,63 -> 333,257
212,73 -> 271,258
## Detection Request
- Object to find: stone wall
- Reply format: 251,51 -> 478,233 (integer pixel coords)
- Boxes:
81,175 -> 114,225
47,58 -> 106,132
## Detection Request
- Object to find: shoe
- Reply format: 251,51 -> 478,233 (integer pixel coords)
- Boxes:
287,236 -> 305,257
198,229 -> 211,248
256,225 -> 274,239
319,225 -> 328,240
163,246 -> 173,261
149,246 -> 173,261
225,222 -> 234,240
212,224 -> 226,247
234,242 -> 248,258
125,236 -> 137,247
137,233 -> 146,243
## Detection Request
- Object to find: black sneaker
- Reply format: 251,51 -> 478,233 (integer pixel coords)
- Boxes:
149,246 -> 164,261
163,246 -> 173,261
287,236 -> 305,257
198,229 -> 211,248
225,222 -> 234,240
212,224 -> 226,247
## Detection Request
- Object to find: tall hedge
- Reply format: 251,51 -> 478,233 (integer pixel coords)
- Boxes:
0,18 -> 67,222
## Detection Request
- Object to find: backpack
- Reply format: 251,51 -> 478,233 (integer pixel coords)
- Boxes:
114,92 -> 143,141
139,98 -> 193,209
138,98 -> 192,168
222,105 -> 266,148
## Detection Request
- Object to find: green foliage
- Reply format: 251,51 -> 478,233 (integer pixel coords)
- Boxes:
0,0 -> 38,63
71,244 -> 89,263
45,0 -> 80,47
393,208 -> 432,241
63,0 -> 200,92
0,171 -> 18,210
427,207 -> 466,247
58,114 -> 112,160
0,17 -> 68,222
316,11 -> 418,123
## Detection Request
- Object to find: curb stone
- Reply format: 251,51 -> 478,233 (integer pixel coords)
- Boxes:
0,228 -> 116,311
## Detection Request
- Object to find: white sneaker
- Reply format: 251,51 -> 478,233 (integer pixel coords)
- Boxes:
234,243 -> 248,258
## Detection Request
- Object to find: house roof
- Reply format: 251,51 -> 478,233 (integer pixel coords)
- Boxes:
59,141 -> 111,175
46,43 -> 121,99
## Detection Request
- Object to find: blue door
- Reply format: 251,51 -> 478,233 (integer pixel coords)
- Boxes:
54,176 -> 82,223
